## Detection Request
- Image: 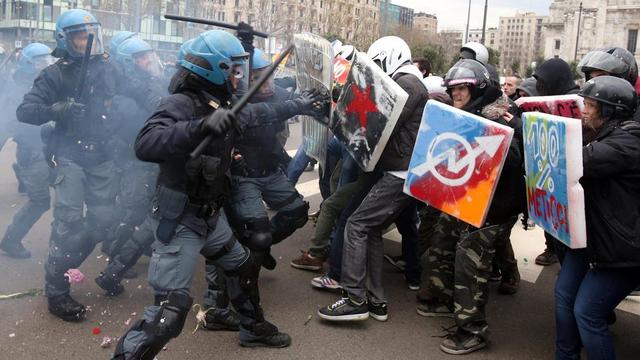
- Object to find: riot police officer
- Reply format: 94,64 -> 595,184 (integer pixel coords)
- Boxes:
16,9 -> 161,322
111,30 -> 318,358
0,43 -> 54,258
94,37 -> 165,293
227,48 -> 320,270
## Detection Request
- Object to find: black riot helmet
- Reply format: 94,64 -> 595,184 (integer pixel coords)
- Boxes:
444,59 -> 490,100
579,47 -> 639,86
578,75 -> 638,119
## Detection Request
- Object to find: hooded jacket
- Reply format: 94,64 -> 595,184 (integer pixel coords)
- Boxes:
533,58 -> 579,96
581,119 -> 640,267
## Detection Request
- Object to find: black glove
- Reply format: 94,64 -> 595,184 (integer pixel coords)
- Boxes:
293,88 -> 330,117
50,100 -> 85,124
201,108 -> 236,137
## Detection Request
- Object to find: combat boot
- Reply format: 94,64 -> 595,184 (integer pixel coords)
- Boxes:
204,309 -> 240,331
95,272 -> 125,296
240,320 -> 291,348
48,294 -> 86,322
0,236 -> 31,259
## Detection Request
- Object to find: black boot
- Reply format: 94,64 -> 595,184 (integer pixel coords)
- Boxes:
204,309 -> 240,331
240,321 -> 291,348
95,260 -> 126,296
48,294 -> 86,322
0,235 -> 31,259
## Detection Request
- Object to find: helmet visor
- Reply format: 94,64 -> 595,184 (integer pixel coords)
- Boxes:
32,54 -> 56,72
578,50 -> 628,76
134,50 -> 163,77
445,66 -> 477,87
233,52 -> 250,93
64,23 -> 104,58
250,67 -> 275,98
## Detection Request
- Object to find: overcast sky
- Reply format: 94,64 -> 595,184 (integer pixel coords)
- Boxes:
391,0 -> 554,31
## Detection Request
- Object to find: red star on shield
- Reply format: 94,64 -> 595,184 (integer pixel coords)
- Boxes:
346,83 -> 379,128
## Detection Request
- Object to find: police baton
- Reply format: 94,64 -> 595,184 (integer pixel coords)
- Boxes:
163,14 -> 269,38
190,44 -> 294,158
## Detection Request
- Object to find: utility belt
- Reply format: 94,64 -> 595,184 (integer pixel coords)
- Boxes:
152,185 -> 224,245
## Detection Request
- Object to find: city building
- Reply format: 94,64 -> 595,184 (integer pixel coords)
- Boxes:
497,11 -> 546,75
379,0 -> 413,36
0,0 -> 189,58
413,12 -> 437,42
198,0 -> 380,51
466,27 -> 499,48
543,0 -> 640,64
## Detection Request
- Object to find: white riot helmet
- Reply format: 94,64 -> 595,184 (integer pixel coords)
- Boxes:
460,42 -> 489,65
367,36 -> 412,76
336,45 -> 356,62
331,39 -> 343,54
422,76 -> 446,94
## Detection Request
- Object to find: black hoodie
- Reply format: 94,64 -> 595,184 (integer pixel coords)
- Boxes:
533,58 -> 579,96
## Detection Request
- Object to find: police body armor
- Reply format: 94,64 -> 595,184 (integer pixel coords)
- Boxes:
51,56 -> 117,166
153,91 -> 234,244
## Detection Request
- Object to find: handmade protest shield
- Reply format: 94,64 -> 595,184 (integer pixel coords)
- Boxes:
404,100 -> 514,227
294,33 -> 333,168
522,112 -> 586,248
333,56 -> 351,87
516,94 -> 584,119
333,52 -> 409,172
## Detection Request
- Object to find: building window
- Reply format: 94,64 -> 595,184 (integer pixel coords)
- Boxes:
555,39 -> 561,50
628,29 -> 638,54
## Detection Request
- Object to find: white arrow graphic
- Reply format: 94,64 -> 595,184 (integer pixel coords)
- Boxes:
411,134 -> 505,187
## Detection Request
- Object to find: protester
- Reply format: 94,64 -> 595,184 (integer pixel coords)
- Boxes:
555,75 -> 640,359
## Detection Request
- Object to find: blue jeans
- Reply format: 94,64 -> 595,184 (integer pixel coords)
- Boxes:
555,249 -> 640,360
321,136 -> 358,197
287,145 -> 312,185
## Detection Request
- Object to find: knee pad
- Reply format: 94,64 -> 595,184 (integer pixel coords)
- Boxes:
240,218 -> 272,252
271,201 -> 309,243
118,292 -> 193,360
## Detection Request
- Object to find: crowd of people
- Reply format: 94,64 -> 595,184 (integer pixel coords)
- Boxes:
0,8 -> 639,360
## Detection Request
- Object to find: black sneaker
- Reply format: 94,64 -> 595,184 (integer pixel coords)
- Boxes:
416,300 -> 454,318
318,295 -> 369,321
48,294 -> 86,322
369,302 -> 388,322
240,321 -> 291,348
440,328 -> 487,355
95,273 -> 125,297
535,248 -> 559,265
204,309 -> 240,331
0,241 -> 31,259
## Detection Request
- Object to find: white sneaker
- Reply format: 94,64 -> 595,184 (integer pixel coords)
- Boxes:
311,274 -> 342,291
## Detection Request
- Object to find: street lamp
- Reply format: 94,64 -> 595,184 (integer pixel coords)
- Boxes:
465,0 -> 471,43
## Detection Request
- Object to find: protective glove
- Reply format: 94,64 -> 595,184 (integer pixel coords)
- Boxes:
201,108 -> 236,137
293,88 -> 330,117
50,100 -> 85,124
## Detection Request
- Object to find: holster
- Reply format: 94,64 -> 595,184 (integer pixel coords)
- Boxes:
152,185 -> 188,245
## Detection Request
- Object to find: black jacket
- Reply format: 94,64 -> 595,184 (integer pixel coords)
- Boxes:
533,58 -> 579,96
16,55 -> 161,166
375,72 -> 429,171
581,119 -> 640,267
464,86 -> 526,224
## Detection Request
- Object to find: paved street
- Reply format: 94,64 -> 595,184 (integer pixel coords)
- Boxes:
1,123 -> 639,359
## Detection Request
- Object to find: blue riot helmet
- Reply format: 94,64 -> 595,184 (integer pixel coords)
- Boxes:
116,37 -> 162,77
18,43 -> 55,76
177,30 -> 249,90
250,48 -> 275,99
177,38 -> 195,62
110,31 -> 136,53
54,9 -> 104,58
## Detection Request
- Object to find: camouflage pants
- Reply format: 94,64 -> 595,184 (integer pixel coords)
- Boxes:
424,213 -> 514,339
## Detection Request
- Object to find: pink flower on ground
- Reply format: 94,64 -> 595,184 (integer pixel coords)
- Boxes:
64,269 -> 85,284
